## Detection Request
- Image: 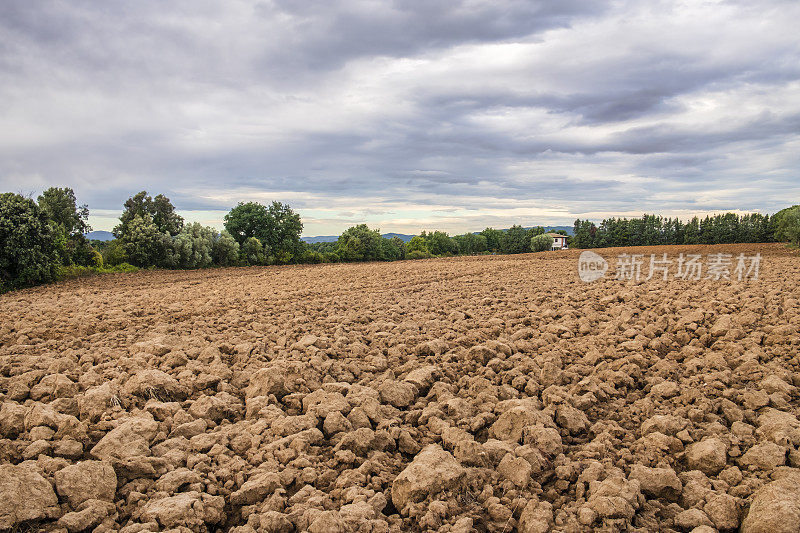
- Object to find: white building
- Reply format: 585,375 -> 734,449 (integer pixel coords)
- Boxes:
545,232 -> 568,250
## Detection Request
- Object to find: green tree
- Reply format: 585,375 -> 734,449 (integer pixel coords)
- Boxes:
480,228 -> 504,252
337,224 -> 383,262
264,201 -> 304,260
168,223 -> 215,269
37,187 -> 92,265
531,234 -> 554,252
0,193 -> 58,291
453,232 -> 487,255
212,230 -> 240,266
503,225 -> 530,254
425,230 -> 457,256
37,187 -> 90,237
120,214 -> 171,267
224,201 -> 303,261
224,202 -> 268,245
382,236 -> 406,261
115,191 -> 183,239
102,239 -> 128,266
406,235 -> 429,255
775,205 -> 800,246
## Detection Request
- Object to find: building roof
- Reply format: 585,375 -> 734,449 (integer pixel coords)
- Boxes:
545,233 -> 566,238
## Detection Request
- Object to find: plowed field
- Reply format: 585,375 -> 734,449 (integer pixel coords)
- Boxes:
1,243 -> 799,532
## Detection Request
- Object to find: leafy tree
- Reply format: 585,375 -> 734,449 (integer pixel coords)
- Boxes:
528,226 -> 546,239
37,187 -> 92,265
212,230 -> 240,266
453,232 -> 487,255
120,214 -> 171,267
0,193 -> 58,290
337,224 -> 383,262
480,228 -> 504,252
406,235 -> 429,255
424,230 -> 457,256
264,201 -> 304,259
37,187 -> 90,237
775,205 -> 800,246
503,225 -> 530,254
382,236 -> 406,261
115,191 -> 183,239
531,234 -> 554,252
224,202 -> 268,245
168,223 -> 214,269
224,201 -> 303,261
242,237 -> 266,265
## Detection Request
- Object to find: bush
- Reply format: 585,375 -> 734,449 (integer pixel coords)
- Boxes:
56,265 -> 95,280
242,237 -> 266,265
102,239 -> 128,266
212,230 -> 240,266
168,222 -> 214,269
90,249 -> 104,268
56,262 -> 139,281
120,214 -> 171,267
108,262 -> 138,273
531,234 -> 554,252
407,250 -> 432,260
0,193 -> 58,291
302,251 -> 325,264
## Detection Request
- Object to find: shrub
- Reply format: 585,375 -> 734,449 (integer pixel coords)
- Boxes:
302,251 -> 325,264
55,262 -> 139,281
102,239 -> 128,266
273,250 -> 293,265
56,265 -> 95,280
531,234 -> 554,252
90,250 -> 104,268
0,193 -> 58,291
168,222 -> 214,269
108,263 -> 138,273
407,250 -> 432,260
212,230 -> 240,266
242,237 -> 266,265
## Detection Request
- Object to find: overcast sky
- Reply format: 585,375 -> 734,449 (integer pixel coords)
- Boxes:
1,0 -> 798,235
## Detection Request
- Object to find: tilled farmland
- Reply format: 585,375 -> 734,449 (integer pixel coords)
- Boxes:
1,243 -> 799,532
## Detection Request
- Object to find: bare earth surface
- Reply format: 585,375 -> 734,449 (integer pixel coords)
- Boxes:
1,243 -> 799,532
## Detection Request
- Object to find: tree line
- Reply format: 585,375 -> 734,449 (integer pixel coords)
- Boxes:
2,187 -> 798,292
0,188 -> 563,291
571,209 -> 800,249
308,225 -> 561,263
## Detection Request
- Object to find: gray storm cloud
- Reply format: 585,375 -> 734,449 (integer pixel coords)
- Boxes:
0,0 -> 798,235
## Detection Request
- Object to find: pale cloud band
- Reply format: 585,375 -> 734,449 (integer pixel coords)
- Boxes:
1,0 -> 798,236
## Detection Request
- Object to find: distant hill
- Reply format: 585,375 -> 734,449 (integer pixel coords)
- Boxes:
540,226 -> 574,236
381,233 -> 415,242
87,230 -> 114,241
